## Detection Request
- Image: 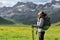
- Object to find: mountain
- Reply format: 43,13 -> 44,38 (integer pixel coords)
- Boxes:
49,9 -> 60,23
0,0 -> 60,24
0,17 -> 14,24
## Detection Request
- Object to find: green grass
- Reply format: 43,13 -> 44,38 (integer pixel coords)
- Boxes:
0,23 -> 60,40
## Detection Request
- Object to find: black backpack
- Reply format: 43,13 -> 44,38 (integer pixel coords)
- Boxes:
43,16 -> 51,26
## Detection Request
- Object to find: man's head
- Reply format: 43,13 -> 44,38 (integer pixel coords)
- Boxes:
38,11 -> 45,17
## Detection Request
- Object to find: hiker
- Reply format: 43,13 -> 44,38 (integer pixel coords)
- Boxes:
37,11 -> 45,40
32,11 -> 51,40
37,11 -> 51,40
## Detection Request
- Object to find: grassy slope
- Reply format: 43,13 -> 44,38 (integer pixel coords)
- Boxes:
0,23 -> 60,40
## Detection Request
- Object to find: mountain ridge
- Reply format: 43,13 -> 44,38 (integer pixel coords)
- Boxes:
0,0 -> 60,24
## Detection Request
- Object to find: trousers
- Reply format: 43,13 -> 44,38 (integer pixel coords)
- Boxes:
38,31 -> 45,40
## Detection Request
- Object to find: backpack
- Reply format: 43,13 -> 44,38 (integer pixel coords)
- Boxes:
43,16 -> 51,26
43,16 -> 51,30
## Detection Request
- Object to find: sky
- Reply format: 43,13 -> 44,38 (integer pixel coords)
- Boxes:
0,0 -> 52,7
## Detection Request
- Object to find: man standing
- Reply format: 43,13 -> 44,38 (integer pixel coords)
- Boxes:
32,11 -> 51,40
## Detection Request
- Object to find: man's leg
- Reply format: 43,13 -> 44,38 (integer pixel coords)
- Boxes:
38,31 -> 45,40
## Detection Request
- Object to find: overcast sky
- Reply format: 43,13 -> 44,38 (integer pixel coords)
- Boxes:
0,0 -> 52,7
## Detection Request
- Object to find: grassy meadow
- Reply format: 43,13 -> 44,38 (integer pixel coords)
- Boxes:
0,23 -> 60,40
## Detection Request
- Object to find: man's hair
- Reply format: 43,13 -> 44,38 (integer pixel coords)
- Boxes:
41,11 -> 44,14
40,11 -> 47,16
44,13 -> 47,16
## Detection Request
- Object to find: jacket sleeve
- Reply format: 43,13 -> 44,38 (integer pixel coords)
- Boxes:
37,18 -> 44,28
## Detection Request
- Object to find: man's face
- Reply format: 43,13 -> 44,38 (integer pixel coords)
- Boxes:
38,12 -> 43,18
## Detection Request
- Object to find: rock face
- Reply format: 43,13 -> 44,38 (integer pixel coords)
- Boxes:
0,0 -> 60,24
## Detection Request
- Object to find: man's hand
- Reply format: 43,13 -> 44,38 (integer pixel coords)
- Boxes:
32,24 -> 37,27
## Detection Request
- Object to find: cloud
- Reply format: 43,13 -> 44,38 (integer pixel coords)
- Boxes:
19,0 -> 51,4
0,2 -> 4,7
0,0 -> 18,7
33,0 -> 51,4
0,0 -> 52,7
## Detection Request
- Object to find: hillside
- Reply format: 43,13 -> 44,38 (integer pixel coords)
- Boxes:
0,22 -> 60,40
0,17 -> 14,24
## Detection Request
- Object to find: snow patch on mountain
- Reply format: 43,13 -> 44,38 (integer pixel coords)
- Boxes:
18,9 -> 22,11
17,5 -> 25,7
52,4 -> 60,8
56,0 -> 60,1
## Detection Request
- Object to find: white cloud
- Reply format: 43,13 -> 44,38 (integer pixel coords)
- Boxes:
0,0 -> 52,7
0,2 -> 4,7
0,0 -> 18,7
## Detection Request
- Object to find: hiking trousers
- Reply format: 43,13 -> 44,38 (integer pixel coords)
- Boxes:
38,31 -> 45,40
